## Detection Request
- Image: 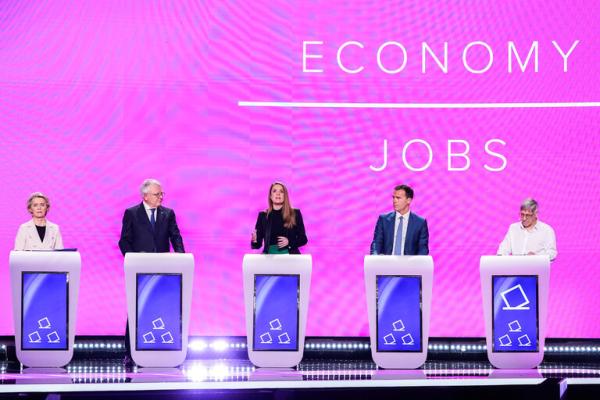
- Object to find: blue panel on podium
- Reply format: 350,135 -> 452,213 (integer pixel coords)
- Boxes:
376,275 -> 422,352
492,275 -> 538,352
135,273 -> 182,351
253,274 -> 299,351
21,272 -> 69,351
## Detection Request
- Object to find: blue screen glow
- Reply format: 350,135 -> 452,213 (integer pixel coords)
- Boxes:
21,272 -> 69,350
376,275 -> 422,352
253,275 -> 299,351
492,275 -> 539,352
136,273 -> 182,351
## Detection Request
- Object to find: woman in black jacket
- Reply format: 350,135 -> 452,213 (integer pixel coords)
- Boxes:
251,182 -> 307,254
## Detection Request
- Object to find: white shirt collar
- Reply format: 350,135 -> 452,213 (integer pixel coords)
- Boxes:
143,201 -> 156,211
396,210 -> 410,220
520,220 -> 539,231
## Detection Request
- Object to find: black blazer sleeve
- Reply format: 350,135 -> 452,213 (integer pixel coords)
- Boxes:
417,218 -> 429,255
288,209 -> 308,251
251,212 -> 266,250
370,215 -> 384,255
167,209 -> 185,253
118,209 -> 134,256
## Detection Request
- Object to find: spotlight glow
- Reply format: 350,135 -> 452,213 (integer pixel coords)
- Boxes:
189,340 -> 208,352
211,340 -> 229,352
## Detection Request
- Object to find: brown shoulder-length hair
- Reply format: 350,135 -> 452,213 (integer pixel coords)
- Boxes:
266,182 -> 296,229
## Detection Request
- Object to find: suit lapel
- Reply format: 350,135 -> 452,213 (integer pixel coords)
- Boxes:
385,212 -> 395,254
385,212 -> 395,231
405,213 -> 417,251
26,221 -> 43,247
41,223 -> 54,246
137,203 -> 154,234
155,206 -> 166,232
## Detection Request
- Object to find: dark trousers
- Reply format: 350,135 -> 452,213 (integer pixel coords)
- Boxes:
125,319 -> 131,354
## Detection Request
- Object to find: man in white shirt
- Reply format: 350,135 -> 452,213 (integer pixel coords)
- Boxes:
497,198 -> 557,261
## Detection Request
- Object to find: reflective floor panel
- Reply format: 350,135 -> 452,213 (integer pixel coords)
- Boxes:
1,358 -> 599,399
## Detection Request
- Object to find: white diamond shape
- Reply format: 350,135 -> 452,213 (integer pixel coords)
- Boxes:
498,334 -> 512,347
260,332 -> 272,344
392,319 -> 405,332
269,319 -> 282,331
383,333 -> 396,345
517,334 -> 532,347
152,318 -> 165,330
38,317 -> 51,329
401,333 -> 414,345
47,331 -> 60,343
143,332 -> 156,343
278,332 -> 291,344
161,331 -> 174,344
28,331 -> 41,343
508,320 -> 522,332
500,284 -> 530,310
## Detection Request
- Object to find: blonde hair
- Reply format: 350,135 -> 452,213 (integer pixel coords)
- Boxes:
27,192 -> 50,214
267,182 -> 296,229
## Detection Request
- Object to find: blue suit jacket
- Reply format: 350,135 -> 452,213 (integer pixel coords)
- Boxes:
118,203 -> 185,255
370,211 -> 429,255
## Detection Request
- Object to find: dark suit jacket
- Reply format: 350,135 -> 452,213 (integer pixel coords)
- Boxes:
251,209 -> 308,254
118,203 -> 185,255
370,211 -> 429,255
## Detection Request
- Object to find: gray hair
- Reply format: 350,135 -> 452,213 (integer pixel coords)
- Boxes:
140,179 -> 162,196
520,198 -> 538,214
27,192 -> 50,212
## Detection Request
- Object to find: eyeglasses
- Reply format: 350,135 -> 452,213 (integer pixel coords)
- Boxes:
149,192 -> 165,198
520,212 -> 534,218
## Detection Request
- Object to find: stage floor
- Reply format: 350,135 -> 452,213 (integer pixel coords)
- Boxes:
1,358 -> 600,399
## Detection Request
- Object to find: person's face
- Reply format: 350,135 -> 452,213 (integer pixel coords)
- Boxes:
143,184 -> 164,208
520,208 -> 537,228
29,197 -> 48,218
270,184 -> 285,206
392,189 -> 412,214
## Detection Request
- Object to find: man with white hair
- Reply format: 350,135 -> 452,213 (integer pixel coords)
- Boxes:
497,198 -> 557,261
118,179 -> 185,365
118,178 -> 185,255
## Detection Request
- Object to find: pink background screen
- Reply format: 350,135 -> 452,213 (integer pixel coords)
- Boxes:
1,1 -> 599,337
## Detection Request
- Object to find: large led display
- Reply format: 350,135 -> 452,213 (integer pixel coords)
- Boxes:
21,272 -> 69,350
253,275 -> 299,351
136,273 -> 182,351
376,276 -> 422,352
492,276 -> 538,353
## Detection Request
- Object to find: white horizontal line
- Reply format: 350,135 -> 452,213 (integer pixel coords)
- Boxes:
238,101 -> 600,109
0,377 -> 546,393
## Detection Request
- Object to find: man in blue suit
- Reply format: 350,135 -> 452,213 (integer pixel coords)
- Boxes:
118,178 -> 185,365
118,179 -> 185,255
370,184 -> 429,255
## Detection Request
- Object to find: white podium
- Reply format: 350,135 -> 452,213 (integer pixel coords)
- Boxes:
124,253 -> 194,367
10,250 -> 81,367
480,255 -> 550,369
242,254 -> 312,368
364,255 -> 434,369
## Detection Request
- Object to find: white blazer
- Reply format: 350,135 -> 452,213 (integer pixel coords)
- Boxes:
14,219 -> 64,251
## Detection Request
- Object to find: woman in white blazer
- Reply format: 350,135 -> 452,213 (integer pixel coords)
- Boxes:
14,192 -> 64,251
